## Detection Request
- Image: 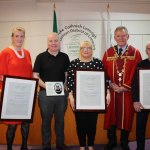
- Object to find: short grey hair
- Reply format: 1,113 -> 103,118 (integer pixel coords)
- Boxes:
48,32 -> 60,41
114,26 -> 128,35
146,41 -> 150,48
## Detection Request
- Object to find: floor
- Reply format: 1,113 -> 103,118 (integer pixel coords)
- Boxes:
0,144 -> 122,150
0,140 -> 150,150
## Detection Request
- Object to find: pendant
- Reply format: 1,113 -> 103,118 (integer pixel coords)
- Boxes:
118,77 -> 122,81
119,73 -> 122,76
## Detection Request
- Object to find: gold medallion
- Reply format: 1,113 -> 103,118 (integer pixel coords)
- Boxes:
118,78 -> 122,81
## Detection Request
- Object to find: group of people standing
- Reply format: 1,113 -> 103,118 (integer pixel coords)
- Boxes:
0,25 -> 149,150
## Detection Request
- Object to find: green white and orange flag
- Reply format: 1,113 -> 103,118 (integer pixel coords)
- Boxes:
53,3 -> 58,33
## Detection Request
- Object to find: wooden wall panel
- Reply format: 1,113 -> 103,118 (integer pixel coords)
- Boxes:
0,99 -> 150,146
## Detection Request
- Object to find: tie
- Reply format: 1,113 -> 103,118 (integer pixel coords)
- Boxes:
118,48 -> 123,56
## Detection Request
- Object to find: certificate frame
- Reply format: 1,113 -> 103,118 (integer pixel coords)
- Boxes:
74,70 -> 106,112
0,75 -> 38,121
139,68 -> 150,110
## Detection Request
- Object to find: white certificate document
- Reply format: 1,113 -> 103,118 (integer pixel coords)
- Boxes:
139,69 -> 150,109
45,82 -> 64,96
1,76 -> 38,120
76,71 -> 105,111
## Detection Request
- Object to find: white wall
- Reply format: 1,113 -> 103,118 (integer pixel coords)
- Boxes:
0,0 -> 150,64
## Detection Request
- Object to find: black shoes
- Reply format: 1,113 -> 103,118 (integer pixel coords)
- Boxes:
56,144 -> 69,150
20,147 -> 28,150
121,142 -> 130,150
43,148 -> 51,150
104,142 -> 130,150
104,142 -> 117,150
7,146 -> 28,150
7,147 -> 12,150
43,144 -> 68,150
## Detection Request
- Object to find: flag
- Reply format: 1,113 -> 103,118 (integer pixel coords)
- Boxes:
107,3 -> 112,48
53,3 -> 58,33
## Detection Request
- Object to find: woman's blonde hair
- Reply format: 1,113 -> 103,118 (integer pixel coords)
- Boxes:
11,27 -> 25,37
80,41 -> 93,50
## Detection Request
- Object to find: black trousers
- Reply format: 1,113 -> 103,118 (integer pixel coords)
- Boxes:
136,111 -> 149,150
75,112 -> 98,147
38,90 -> 67,149
6,122 -> 29,150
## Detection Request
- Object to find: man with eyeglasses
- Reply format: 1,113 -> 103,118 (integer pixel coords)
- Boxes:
102,26 -> 142,150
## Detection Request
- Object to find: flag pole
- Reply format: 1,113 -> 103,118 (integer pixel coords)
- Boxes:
54,1 -> 56,10
107,3 -> 111,48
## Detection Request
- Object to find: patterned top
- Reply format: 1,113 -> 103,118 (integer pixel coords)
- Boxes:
67,57 -> 108,94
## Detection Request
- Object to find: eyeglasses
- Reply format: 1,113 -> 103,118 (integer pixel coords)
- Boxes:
115,35 -> 128,39
81,47 -> 92,51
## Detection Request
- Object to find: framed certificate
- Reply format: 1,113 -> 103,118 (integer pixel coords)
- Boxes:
75,70 -> 106,112
139,68 -> 150,110
0,75 -> 38,120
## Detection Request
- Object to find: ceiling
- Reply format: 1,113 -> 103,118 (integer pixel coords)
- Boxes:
0,0 -> 150,3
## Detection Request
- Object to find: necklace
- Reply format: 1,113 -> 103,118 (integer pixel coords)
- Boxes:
114,46 -> 128,86
9,45 -> 25,59
115,59 -> 127,86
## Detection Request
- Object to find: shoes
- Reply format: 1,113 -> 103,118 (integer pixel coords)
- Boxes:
20,147 -> 28,150
104,142 -> 117,150
121,143 -> 130,150
43,148 -> 51,150
7,147 -> 12,150
88,146 -> 94,150
56,144 -> 69,150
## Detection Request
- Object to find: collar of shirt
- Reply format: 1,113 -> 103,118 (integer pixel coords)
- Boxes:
117,44 -> 128,54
